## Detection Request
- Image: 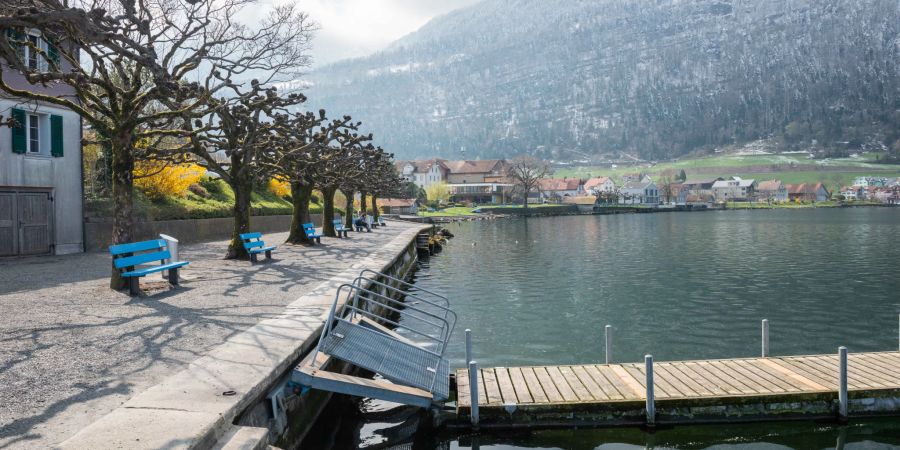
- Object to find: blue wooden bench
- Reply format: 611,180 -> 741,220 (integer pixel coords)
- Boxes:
332,219 -> 350,238
109,239 -> 190,296
303,223 -> 322,244
240,232 -> 277,262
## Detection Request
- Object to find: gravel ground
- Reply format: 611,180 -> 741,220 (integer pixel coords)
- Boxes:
0,222 -> 419,449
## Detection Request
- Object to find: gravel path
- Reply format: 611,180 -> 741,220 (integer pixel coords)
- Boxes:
0,222 -> 419,449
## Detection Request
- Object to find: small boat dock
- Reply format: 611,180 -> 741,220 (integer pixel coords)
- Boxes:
454,351 -> 900,428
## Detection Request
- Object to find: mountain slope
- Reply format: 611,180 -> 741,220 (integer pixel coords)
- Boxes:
304,0 -> 900,161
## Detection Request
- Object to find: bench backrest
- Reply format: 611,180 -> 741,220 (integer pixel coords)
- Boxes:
240,232 -> 265,250
302,223 -> 317,235
332,219 -> 344,228
109,239 -> 170,269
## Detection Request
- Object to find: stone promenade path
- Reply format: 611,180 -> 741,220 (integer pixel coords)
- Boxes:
0,222 -> 420,449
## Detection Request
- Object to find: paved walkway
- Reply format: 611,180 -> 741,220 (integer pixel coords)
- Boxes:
0,222 -> 420,449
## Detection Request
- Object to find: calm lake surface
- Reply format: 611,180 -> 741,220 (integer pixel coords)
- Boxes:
308,208 -> 900,449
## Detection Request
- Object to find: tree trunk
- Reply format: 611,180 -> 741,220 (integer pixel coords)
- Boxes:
522,188 -> 529,209
344,190 -> 354,228
322,186 -> 337,237
371,195 -> 379,220
226,173 -> 253,259
360,191 -> 368,216
287,181 -> 314,244
109,137 -> 135,290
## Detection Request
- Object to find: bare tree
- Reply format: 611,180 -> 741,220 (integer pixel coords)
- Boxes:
505,155 -> 551,208
0,0 -> 316,285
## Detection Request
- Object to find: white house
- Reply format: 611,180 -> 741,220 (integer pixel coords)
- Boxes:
619,180 -> 659,205
757,180 -> 788,202
583,176 -> 616,195
712,177 -> 757,201
395,159 -> 449,189
0,29 -> 83,256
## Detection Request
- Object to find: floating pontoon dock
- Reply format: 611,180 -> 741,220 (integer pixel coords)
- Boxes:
455,350 -> 900,428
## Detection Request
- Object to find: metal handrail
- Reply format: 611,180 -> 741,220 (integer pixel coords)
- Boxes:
347,287 -> 453,343
357,269 -> 450,308
352,277 -> 454,322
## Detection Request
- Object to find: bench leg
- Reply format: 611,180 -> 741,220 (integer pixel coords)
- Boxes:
315,237 -> 321,244
128,277 -> 140,296
169,268 -> 179,286
265,250 -> 272,259
250,253 -> 258,263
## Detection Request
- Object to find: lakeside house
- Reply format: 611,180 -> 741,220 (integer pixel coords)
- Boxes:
562,195 -> 599,212
538,178 -> 583,202
619,180 -> 659,205
787,183 -> 830,202
583,176 -> 616,195
853,176 -> 888,188
444,159 -> 507,184
757,180 -> 788,202
379,198 -> 419,215
712,177 -> 757,202
395,159 -> 449,189
681,178 -> 723,198
0,30 -> 84,256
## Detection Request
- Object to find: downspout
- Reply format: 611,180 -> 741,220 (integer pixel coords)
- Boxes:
79,114 -> 85,253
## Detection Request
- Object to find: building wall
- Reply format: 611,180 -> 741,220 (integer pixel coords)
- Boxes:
447,172 -> 488,184
0,98 -> 83,254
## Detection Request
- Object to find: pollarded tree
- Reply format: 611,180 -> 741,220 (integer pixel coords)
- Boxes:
318,132 -> 381,237
368,154 -> 403,220
506,155 -> 552,208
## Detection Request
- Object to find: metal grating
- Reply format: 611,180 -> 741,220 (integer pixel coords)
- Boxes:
322,320 -> 450,400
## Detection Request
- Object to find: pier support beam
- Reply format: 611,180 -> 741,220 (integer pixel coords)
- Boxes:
645,354 -> 655,427
605,325 -> 612,364
469,361 -> 480,428
838,346 -> 848,422
762,319 -> 769,357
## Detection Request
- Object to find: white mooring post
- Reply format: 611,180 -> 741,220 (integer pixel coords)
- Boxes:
761,319 -> 769,357
605,325 -> 612,364
645,354 -> 655,427
469,361 -> 480,427
465,329 -> 473,366
838,346 -> 848,421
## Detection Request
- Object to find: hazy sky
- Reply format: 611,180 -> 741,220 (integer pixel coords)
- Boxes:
253,0 -> 482,67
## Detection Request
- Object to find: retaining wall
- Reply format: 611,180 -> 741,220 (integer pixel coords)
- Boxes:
83,214 -> 324,251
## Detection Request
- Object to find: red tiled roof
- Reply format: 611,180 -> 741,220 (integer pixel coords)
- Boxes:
583,176 -> 611,190
540,178 -> 581,191
757,180 -> 784,191
786,183 -> 826,195
444,159 -> 504,174
395,159 -> 448,174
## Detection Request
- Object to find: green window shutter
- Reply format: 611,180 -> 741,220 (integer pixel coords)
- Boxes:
47,42 -> 59,67
5,29 -> 25,63
50,115 -> 64,157
11,108 -> 26,154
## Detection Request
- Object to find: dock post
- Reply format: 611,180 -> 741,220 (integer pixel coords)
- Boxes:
605,325 -> 612,364
645,354 -> 655,427
465,329 -> 473,365
761,319 -> 769,357
838,346 -> 848,422
469,361 -> 480,428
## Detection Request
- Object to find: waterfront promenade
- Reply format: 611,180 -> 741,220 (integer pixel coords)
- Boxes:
0,222 -> 421,449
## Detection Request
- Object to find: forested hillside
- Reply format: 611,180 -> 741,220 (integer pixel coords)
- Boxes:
304,0 -> 900,161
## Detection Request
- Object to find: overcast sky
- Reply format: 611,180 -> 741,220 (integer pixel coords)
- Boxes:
253,0 -> 482,67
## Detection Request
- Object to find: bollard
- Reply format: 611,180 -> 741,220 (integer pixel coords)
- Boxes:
838,346 -> 848,421
159,234 -> 179,280
466,329 -> 473,365
645,354 -> 655,427
605,325 -> 612,364
469,361 -> 480,427
761,319 -> 769,357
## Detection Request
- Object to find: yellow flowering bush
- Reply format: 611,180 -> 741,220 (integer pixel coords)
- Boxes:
134,161 -> 206,200
268,178 -> 291,198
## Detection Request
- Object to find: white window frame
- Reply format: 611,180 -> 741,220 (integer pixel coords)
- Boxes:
25,112 -> 51,156
24,30 -> 49,72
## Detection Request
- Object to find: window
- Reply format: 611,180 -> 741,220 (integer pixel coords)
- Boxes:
27,35 -> 41,70
27,114 -> 40,153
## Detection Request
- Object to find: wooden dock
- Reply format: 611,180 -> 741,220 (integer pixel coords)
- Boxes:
454,351 -> 900,427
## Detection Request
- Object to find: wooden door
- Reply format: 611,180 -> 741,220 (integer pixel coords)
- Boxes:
0,193 -> 15,256
16,192 -> 52,255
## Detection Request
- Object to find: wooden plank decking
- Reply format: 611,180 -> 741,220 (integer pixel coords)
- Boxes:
455,351 -> 900,424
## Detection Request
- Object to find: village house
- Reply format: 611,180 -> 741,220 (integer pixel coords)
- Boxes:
583,176 -> 616,195
756,180 -> 788,202
378,198 -> 419,215
538,178 -> 583,202
680,177 -> 723,198
1,29 -> 84,256
839,186 -> 865,201
852,176 -> 888,188
619,180 -> 659,205
621,172 -> 651,184
444,159 -> 511,204
786,183 -> 830,202
712,177 -> 757,202
395,159 -> 449,189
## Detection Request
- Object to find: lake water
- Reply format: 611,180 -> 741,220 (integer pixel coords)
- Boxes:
306,208 -> 900,449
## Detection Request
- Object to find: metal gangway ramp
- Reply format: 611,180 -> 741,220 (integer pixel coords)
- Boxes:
294,270 -> 456,407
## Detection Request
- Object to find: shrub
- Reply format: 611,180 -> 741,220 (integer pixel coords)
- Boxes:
188,183 -> 210,198
134,161 -> 206,200
268,178 -> 290,198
